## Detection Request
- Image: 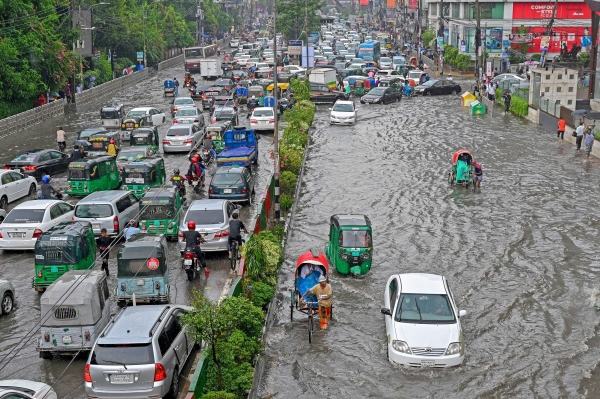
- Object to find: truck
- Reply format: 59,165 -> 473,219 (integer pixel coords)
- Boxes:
216,127 -> 258,169
309,67 -> 338,90
200,59 -> 221,80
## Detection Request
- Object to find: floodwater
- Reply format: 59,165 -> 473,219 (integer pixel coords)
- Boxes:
259,84 -> 600,398
0,64 -> 273,398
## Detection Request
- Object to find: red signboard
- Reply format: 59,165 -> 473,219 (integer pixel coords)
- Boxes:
387,0 -> 395,9
512,2 -> 591,19
512,26 -> 591,52
408,0 -> 418,9
360,0 -> 369,5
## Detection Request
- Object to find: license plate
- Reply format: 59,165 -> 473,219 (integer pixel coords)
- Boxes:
421,360 -> 435,368
171,142 -> 182,145
136,279 -> 145,286
184,259 -> 192,265
93,142 -> 103,148
93,223 -> 102,230
9,232 -> 25,238
110,374 -> 132,384
224,189 -> 232,193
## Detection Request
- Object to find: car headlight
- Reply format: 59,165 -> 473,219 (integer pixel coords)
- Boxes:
418,88 -> 424,92
339,250 -> 349,261
360,251 -> 371,260
392,340 -> 412,354
373,98 -> 380,102
444,342 -> 464,356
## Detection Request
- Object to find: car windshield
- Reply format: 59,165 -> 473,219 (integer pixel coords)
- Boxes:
175,99 -> 194,105
213,172 -> 243,185
253,109 -> 273,117
90,343 -> 154,366
367,88 -> 386,96
422,80 -> 436,87
409,72 -> 422,79
127,110 -> 147,116
380,57 -> 391,62
176,109 -> 197,116
332,103 -> 354,112
185,209 -> 224,225
5,209 -> 45,223
395,294 -> 456,324
79,128 -> 105,139
339,230 -> 371,248
167,128 -> 191,136
10,154 -> 36,163
118,150 -> 145,161
75,204 -> 113,218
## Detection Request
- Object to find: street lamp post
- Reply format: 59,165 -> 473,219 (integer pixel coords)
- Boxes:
143,0 -> 162,68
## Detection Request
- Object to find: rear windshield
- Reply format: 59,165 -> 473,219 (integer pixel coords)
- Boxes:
332,103 -> 353,112
68,168 -> 91,180
253,109 -> 273,117
79,128 -> 105,139
167,128 -> 191,137
5,209 -> 45,223
185,209 -> 224,225
119,259 -> 165,277
90,343 -> 154,366
140,204 -> 174,220
176,109 -> 197,116
213,173 -> 243,185
175,99 -> 194,105
11,154 -> 36,163
75,204 -> 114,218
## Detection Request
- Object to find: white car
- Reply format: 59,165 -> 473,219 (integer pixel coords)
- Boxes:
229,38 -> 240,48
0,170 -> 37,210
250,107 -> 275,132
381,273 -> 467,368
375,70 -> 401,80
0,380 -> 57,399
120,107 -> 166,141
0,200 -> 75,250
379,56 -> 393,69
329,100 -> 357,125
283,65 -> 307,76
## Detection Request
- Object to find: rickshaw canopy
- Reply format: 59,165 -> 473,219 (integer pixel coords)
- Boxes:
117,234 -> 168,276
266,82 -> 290,91
295,249 -> 329,274
452,149 -> 474,165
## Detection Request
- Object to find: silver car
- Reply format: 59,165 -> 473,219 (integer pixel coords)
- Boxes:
170,97 -> 195,117
0,279 -> 15,315
178,199 -> 238,254
163,123 -> 203,153
85,305 -> 194,399
0,380 -> 57,399
173,106 -> 204,127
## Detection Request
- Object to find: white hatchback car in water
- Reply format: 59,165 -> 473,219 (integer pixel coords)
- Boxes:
329,100 -> 357,125
381,273 -> 467,367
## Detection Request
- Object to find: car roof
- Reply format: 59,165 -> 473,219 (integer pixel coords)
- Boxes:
333,100 -> 353,105
215,166 -> 245,174
13,200 -> 61,210
399,273 -> 447,294
174,97 -> 194,102
129,107 -> 153,111
99,305 -> 172,343
78,190 -> 130,202
0,380 -> 49,393
254,107 -> 273,111
332,214 -> 370,226
189,199 -> 227,210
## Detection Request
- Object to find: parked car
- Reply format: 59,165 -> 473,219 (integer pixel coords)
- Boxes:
173,106 -> 204,127
491,73 -> 527,84
170,97 -> 195,117
0,200 -> 74,250
163,123 -> 204,153
360,87 -> 402,104
0,279 -> 15,315
329,100 -> 357,125
250,107 -> 275,132
84,304 -> 194,399
415,79 -> 462,96
178,199 -> 238,253
0,170 -> 38,209
4,149 -> 71,180
381,273 -> 467,367
0,380 -> 57,399
208,166 -> 255,204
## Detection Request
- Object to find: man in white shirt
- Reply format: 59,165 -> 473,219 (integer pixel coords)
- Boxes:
575,120 -> 585,152
56,127 -> 67,152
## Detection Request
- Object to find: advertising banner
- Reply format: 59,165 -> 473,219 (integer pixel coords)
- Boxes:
387,0 -> 395,8
512,2 -> 591,19
408,0 -> 418,10
508,33 -> 534,43
539,36 -> 550,51
511,27 -> 590,52
360,0 -> 369,6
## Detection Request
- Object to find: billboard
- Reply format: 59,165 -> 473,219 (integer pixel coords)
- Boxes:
387,0 -> 395,8
512,2 -> 591,19
511,26 -> 590,52
408,0 -> 418,10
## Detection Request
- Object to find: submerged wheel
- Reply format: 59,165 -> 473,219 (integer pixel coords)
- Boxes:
1,293 -> 13,315
165,367 -> 179,399
308,316 -> 313,344
451,89 -> 458,95
0,196 -> 7,210
186,268 -> 194,281
29,184 -> 37,196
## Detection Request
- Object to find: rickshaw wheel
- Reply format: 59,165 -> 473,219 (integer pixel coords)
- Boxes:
290,289 -> 295,321
308,316 -> 313,344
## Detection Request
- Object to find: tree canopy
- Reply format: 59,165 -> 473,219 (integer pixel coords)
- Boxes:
275,0 -> 324,42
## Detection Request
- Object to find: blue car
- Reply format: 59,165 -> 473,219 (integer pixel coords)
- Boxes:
208,166 -> 255,205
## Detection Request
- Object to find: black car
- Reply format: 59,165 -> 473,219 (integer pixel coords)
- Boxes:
189,84 -> 213,100
201,87 -> 227,109
221,61 -> 235,72
415,79 -> 462,96
309,83 -> 348,104
4,149 -> 71,180
213,78 -> 235,92
360,87 -> 402,104
208,166 -> 255,205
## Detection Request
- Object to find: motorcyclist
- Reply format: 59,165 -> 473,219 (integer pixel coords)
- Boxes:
171,168 -> 186,199
189,147 -> 200,162
40,175 -> 62,200
181,221 -> 207,270
247,95 -> 259,118
403,81 -> 414,97
57,127 -> 67,152
107,139 -> 119,157
186,155 -> 205,188
202,133 -> 217,162
288,93 -> 297,108
70,145 -> 85,160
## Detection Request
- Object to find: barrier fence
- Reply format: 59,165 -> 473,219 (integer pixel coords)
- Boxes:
157,54 -> 184,71
74,69 -> 149,107
0,100 -> 64,138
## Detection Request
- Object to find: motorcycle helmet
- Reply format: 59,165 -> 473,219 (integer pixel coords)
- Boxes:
192,155 -> 200,163
41,175 -> 50,184
129,220 -> 138,228
109,139 -> 115,144
187,221 -> 196,230
174,168 -> 180,174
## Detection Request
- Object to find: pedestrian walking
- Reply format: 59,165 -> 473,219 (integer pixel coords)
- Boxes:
76,83 -> 82,94
487,83 -> 495,101
502,91 -> 511,115
65,84 -> 71,103
575,121 -> 585,151
584,126 -> 595,160
557,116 -> 566,144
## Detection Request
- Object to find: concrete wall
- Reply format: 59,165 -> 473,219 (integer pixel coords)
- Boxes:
158,55 -> 184,71
0,100 -> 65,139
532,68 -> 579,110
74,69 -> 149,107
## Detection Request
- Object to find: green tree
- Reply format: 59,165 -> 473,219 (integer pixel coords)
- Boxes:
421,28 -> 436,50
276,0 -> 324,41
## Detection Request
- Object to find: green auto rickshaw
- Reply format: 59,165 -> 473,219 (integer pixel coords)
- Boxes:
121,157 -> 166,196
65,156 -> 121,196
138,187 -> 182,240
33,221 -> 96,291
206,121 -> 232,153
130,127 -> 159,154
325,214 -> 373,276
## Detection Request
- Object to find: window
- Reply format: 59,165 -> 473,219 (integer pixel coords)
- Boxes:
569,74 -> 575,80
557,74 -> 563,80
557,87 -> 562,92
75,204 -> 113,218
50,151 -> 64,159
39,152 -> 52,162
5,209 -> 45,223
158,331 -> 173,356
389,279 -> 398,312
8,172 -> 23,181
556,100 -> 561,104
54,306 -> 77,320
128,193 -> 140,204
568,99 -> 573,105
1,174 -> 12,185
116,196 -> 132,212
545,87 -> 550,93
568,87 -> 574,92
58,202 -> 73,215
91,343 -> 154,365
394,294 -> 456,323
546,74 -> 551,80
50,205 -> 62,220
430,3 -> 437,16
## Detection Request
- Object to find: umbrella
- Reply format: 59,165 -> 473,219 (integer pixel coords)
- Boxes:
572,109 -> 588,117
49,91 -> 59,97
73,140 -> 92,148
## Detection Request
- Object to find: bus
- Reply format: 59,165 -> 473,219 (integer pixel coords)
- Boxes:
184,45 -> 217,73
358,40 -> 381,61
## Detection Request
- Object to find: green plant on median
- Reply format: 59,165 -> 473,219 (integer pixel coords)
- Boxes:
280,171 -> 297,195
249,281 -> 275,309
280,193 -> 294,212
241,231 -> 283,286
290,78 -> 311,101
202,392 -> 236,399
455,54 -> 471,71
510,95 -> 529,116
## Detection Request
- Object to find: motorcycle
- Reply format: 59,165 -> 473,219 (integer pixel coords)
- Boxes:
186,171 -> 205,194
202,149 -> 214,165
182,248 -> 199,281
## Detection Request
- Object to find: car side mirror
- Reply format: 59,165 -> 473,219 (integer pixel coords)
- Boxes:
381,308 -> 391,316
459,310 -> 467,318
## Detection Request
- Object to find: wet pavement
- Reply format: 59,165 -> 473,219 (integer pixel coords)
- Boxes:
0,63 -> 273,397
258,82 -> 600,398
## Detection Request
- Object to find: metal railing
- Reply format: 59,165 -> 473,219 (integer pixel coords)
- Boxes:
538,97 -> 562,117
74,69 -> 149,107
0,100 -> 65,138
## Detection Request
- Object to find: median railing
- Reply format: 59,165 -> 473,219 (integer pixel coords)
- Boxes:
74,69 -> 149,107
0,100 -> 65,138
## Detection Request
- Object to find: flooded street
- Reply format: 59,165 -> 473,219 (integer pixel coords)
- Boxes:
0,64 -> 273,397
259,84 -> 600,398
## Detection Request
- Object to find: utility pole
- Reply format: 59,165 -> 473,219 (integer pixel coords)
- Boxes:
436,0 -> 444,77
475,0 -> 482,99
541,0 -> 559,67
272,3 -> 281,221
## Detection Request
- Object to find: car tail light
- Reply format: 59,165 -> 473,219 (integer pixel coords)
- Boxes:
67,184 -> 71,190
183,139 -> 192,144
123,185 -> 128,190
250,119 -> 258,124
178,232 -> 184,239
140,221 -> 146,231
242,188 -> 247,193
38,269 -> 43,277
0,233 -> 2,238
24,165 -> 37,171
44,331 -> 50,342
174,120 -> 179,124
144,186 -> 149,191
162,140 -> 170,145
154,363 -> 167,381
84,330 -> 91,341
84,364 -> 92,382
168,221 -> 173,229
209,187 -> 214,194
33,228 -> 43,238
269,119 -> 275,123
3,166 -> 9,170
173,107 -> 178,112
194,119 -> 199,122
113,216 -> 119,232
214,229 -> 229,238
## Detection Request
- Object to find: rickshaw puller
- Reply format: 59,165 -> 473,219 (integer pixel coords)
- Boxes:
303,275 -> 333,330
182,221 -> 207,270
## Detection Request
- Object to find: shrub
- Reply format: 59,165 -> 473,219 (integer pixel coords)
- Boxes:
249,281 -> 275,309
241,232 -> 283,285
203,392 -> 236,399
280,193 -> 294,212
510,95 -> 529,116
280,144 -> 303,174
455,54 -> 471,71
578,52 -> 590,66
444,45 -> 458,67
531,54 -> 541,61
280,171 -> 297,195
